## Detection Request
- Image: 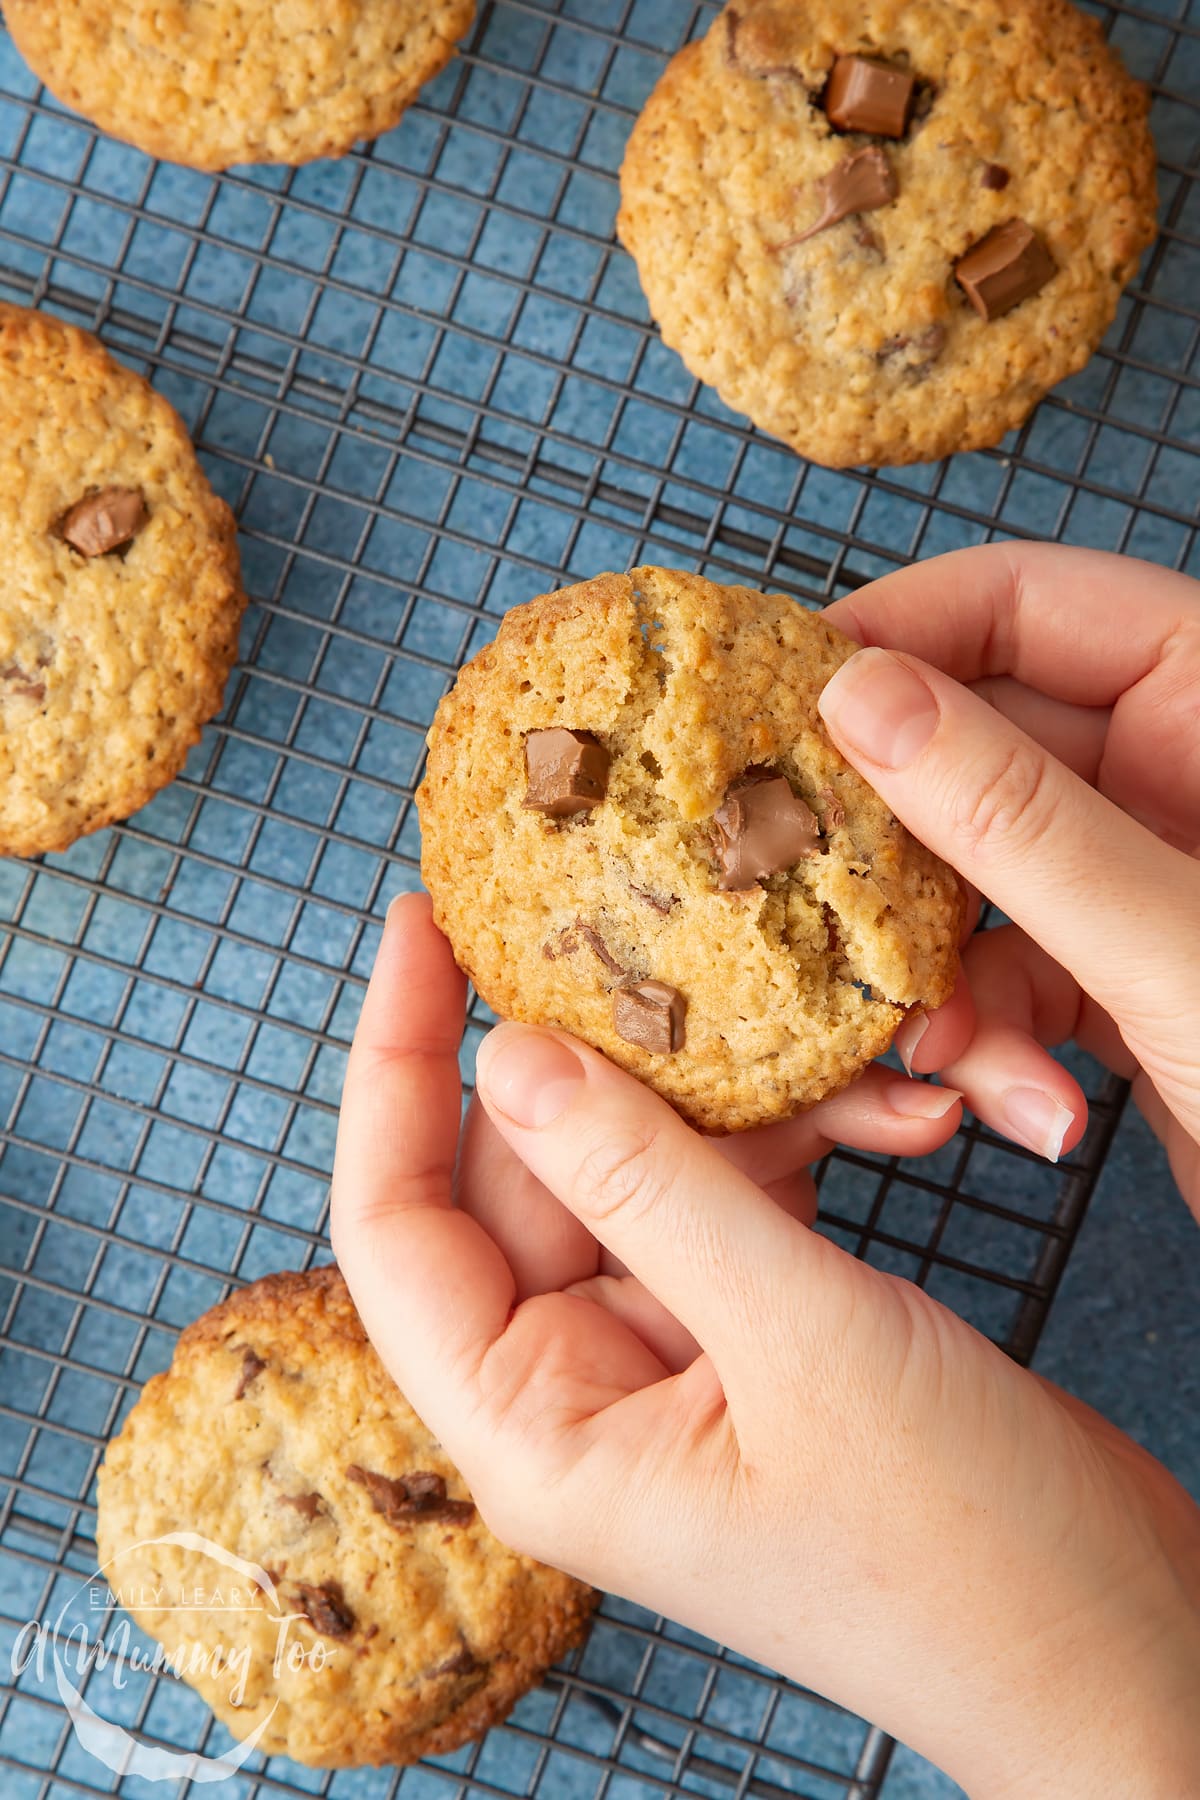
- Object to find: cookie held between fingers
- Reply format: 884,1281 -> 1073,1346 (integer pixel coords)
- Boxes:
94,1265 -> 597,1769
417,568 -> 963,1133
0,304 -> 246,859
617,0 -> 1157,468
5,0 -> 476,172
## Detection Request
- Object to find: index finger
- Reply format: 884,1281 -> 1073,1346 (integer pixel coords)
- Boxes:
825,543 -> 1200,707
330,893 -> 515,1435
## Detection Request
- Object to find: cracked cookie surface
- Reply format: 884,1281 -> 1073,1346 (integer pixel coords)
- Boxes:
0,305 -> 246,859
6,0 -> 476,171
95,1265 -> 596,1768
617,0 -> 1157,468
418,567 -> 962,1133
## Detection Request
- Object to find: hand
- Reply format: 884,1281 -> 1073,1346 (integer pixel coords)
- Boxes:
821,543 -> 1200,1217
331,894 -> 1200,1800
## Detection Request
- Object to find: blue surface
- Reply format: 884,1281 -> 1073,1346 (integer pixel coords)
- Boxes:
0,2 -> 1196,1798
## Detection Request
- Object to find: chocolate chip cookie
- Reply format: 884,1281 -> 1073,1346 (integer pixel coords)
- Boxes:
95,1265 -> 596,1769
617,0 -> 1158,468
0,304 -> 245,859
5,0 -> 476,172
417,567 -> 962,1133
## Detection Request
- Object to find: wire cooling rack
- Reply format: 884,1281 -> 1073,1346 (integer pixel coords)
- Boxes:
0,2 -> 1197,1796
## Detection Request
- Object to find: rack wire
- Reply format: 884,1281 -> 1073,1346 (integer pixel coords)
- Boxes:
0,1 -> 1196,1795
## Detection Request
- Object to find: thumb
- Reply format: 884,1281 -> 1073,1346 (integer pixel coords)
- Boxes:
474,1021 -> 855,1384
817,648 -> 1200,1052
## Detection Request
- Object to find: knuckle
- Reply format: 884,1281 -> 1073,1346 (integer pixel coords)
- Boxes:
573,1121 -> 676,1225
953,741 -> 1054,862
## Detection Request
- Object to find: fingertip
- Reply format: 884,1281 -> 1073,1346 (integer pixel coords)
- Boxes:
884,1079 -> 963,1123
386,886 -> 432,927
1000,1085 -> 1086,1164
476,1023 -> 587,1132
896,972 -> 976,1076
894,1011 -> 930,1077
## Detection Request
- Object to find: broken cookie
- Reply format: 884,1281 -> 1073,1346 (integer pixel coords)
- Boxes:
419,567 -> 963,1131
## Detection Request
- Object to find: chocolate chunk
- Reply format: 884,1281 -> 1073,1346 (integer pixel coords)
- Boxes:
523,729 -> 609,817
820,786 -> 846,832
542,927 -> 578,961
279,1491 -> 324,1521
0,664 -> 47,703
631,883 -> 676,915
433,1645 -> 482,1678
58,487 -> 148,558
295,1581 -> 355,1639
955,220 -> 1055,320
575,920 -> 625,977
981,163 -> 1010,191
232,1345 -> 266,1400
824,56 -> 914,138
779,147 -> 896,248
346,1464 -> 475,1528
726,9 -> 805,80
613,980 -> 686,1055
712,774 -> 819,890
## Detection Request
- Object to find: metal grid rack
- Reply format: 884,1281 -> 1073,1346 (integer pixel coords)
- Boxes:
0,1 -> 1196,1795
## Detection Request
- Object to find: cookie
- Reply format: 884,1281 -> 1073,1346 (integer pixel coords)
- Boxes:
617,0 -> 1157,468
0,304 -> 246,859
5,1 -> 476,172
417,567 -> 962,1133
95,1264 -> 596,1769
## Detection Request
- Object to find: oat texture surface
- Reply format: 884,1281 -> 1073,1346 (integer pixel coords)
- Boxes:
418,567 -> 963,1133
95,1265 -> 596,1768
6,0 -> 476,170
617,0 -> 1158,467
0,304 -> 245,859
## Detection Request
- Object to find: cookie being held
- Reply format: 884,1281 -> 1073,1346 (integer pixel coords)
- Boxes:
617,0 -> 1157,467
94,1265 -> 596,1769
0,304 -> 246,859
5,1 -> 476,172
418,567 -> 963,1133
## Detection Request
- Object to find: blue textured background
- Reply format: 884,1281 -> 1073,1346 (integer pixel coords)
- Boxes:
0,3 -> 1196,1797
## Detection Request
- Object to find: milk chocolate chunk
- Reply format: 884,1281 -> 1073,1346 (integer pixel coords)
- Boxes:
713,773 -> 819,890
0,664 -> 46,702
824,55 -> 914,138
981,163 -> 1010,191
232,1345 -> 266,1400
346,1464 -> 475,1527
58,486 -> 148,557
613,980 -> 687,1054
575,920 -> 625,976
785,147 -> 896,246
523,728 -> 609,817
956,220 -> 1055,320
295,1580 -> 355,1639
433,1645 -> 482,1678
613,980 -> 686,1054
279,1491 -> 324,1520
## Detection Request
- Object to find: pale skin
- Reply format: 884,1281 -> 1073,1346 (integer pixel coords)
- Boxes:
331,545 -> 1200,1798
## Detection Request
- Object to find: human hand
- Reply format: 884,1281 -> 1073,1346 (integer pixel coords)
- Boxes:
823,543 -> 1200,1218
331,895 -> 1200,1800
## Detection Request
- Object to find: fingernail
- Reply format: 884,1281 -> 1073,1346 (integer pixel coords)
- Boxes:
894,1010 -> 930,1077
476,1025 -> 585,1129
819,648 -> 940,769
887,1080 -> 963,1121
1002,1087 -> 1075,1163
